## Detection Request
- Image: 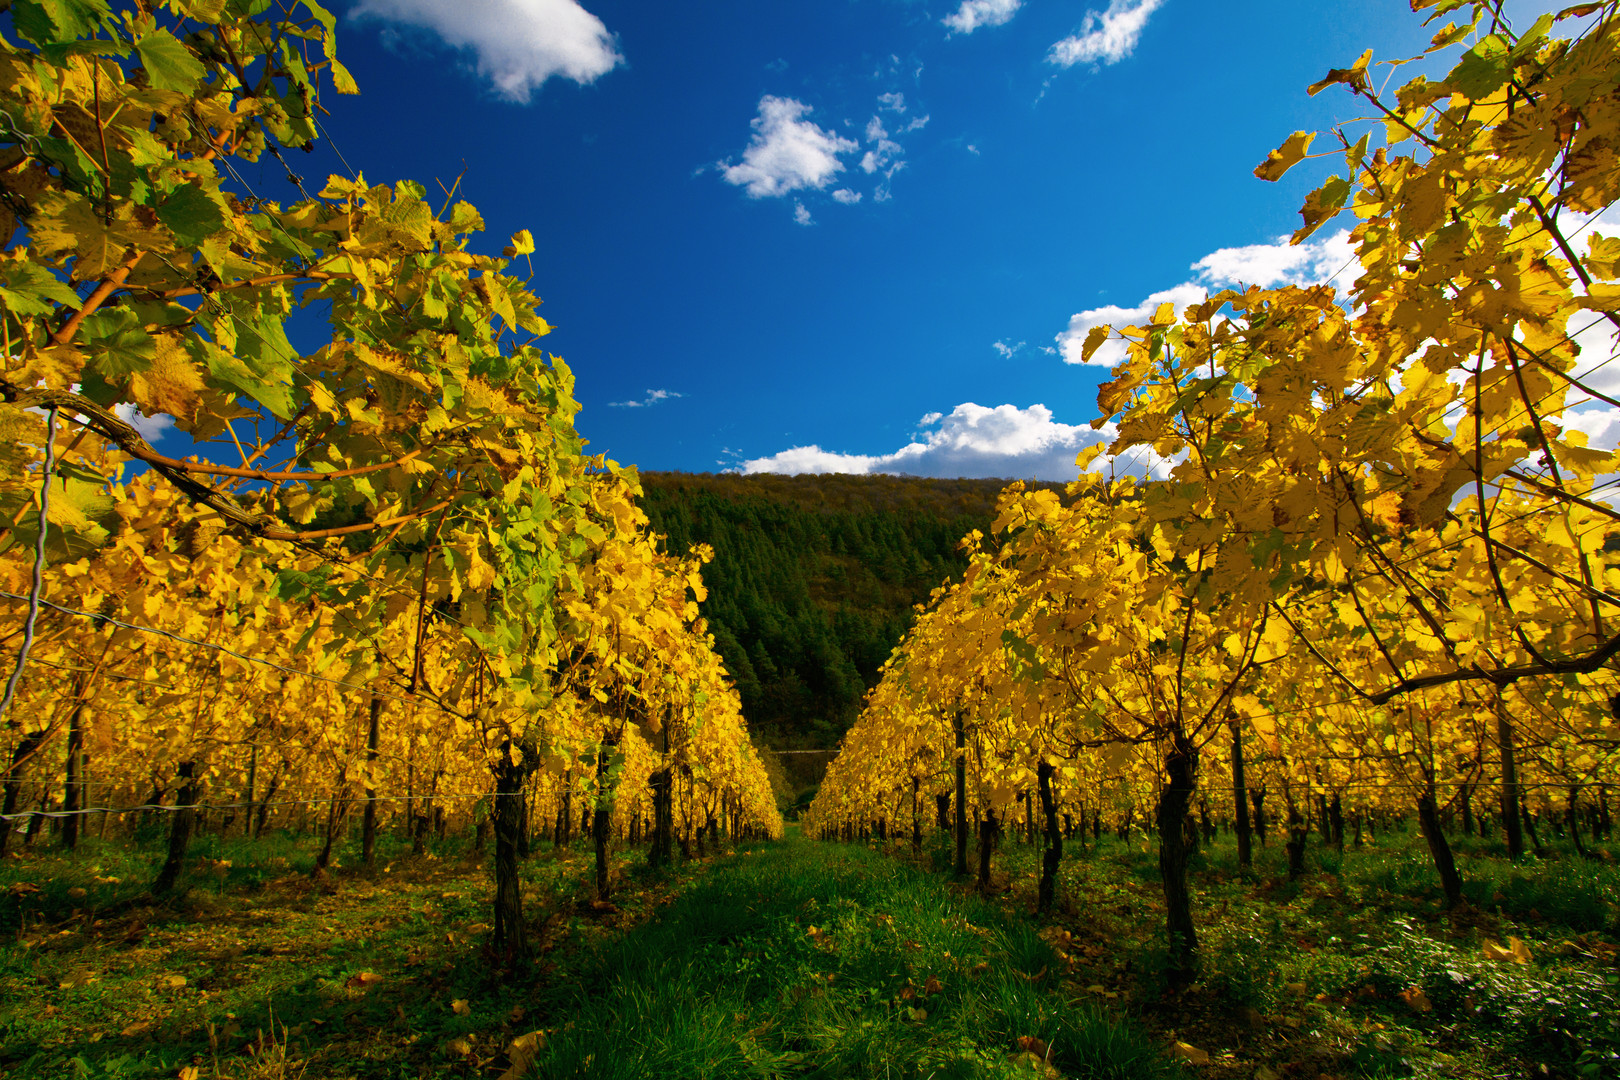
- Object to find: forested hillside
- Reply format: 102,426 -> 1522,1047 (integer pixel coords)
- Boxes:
638,473 -> 1057,750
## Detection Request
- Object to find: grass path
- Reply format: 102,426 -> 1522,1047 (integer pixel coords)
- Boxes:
524,831 -> 1166,1080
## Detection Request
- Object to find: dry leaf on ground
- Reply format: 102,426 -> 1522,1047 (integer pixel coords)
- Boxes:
498,1030 -> 548,1080
1170,1041 -> 1211,1065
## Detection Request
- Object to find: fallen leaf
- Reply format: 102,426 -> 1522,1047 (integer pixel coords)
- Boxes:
161,974 -> 187,989
924,976 -> 943,995
121,1021 -> 152,1036
179,1067 -> 199,1080
346,971 -> 384,989
447,1036 -> 472,1056
67,887 -> 87,900
1508,936 -> 1532,964
1016,1035 -> 1049,1058
1170,1041 -> 1211,1065
1284,981 -> 1308,997
1011,1050 -> 1061,1077
451,999 -> 471,1015
508,1004 -> 527,1023
1399,986 -> 1433,1013
498,1030 -> 547,1080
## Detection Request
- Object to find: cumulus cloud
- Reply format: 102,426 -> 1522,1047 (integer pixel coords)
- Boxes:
1047,0 -> 1163,68
42,389 -> 172,442
1054,283 -> 1210,369
1191,229 -> 1357,288
114,403 -> 175,442
992,340 -> 1025,359
350,0 -> 621,103
718,96 -> 859,199
832,189 -> 863,205
943,0 -> 1023,35
1054,229 -> 1358,367
608,389 -> 682,408
738,403 -> 1178,482
793,202 -> 813,226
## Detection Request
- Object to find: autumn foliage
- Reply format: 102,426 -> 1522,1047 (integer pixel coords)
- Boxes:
808,0 -> 1620,973
0,0 -> 780,955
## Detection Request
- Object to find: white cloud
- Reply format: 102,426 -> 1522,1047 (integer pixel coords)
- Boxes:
1054,282 -> 1208,369
738,402 -> 1177,482
992,340 -> 1025,358
41,388 -> 172,442
1191,229 -> 1356,288
860,114 -> 906,188
719,96 -> 859,199
831,189 -> 863,205
1563,404 -> 1620,450
943,0 -> 1023,35
350,0 -> 621,103
1054,229 -> 1358,367
608,388 -> 682,408
903,114 -> 931,133
793,202 -> 813,226
877,92 -> 907,112
1047,0 -> 1163,68
113,403 -> 175,442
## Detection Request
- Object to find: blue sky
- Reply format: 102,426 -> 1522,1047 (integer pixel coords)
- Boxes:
226,1 -> 1564,480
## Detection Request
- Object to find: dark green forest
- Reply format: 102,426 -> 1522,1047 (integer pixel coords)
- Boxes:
638,472 -> 1058,753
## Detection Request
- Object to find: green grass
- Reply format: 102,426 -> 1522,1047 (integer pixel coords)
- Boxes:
529,835 -> 1171,1079
979,819 -> 1620,1080
0,827 -> 682,1079
4,814 -> 1617,1080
